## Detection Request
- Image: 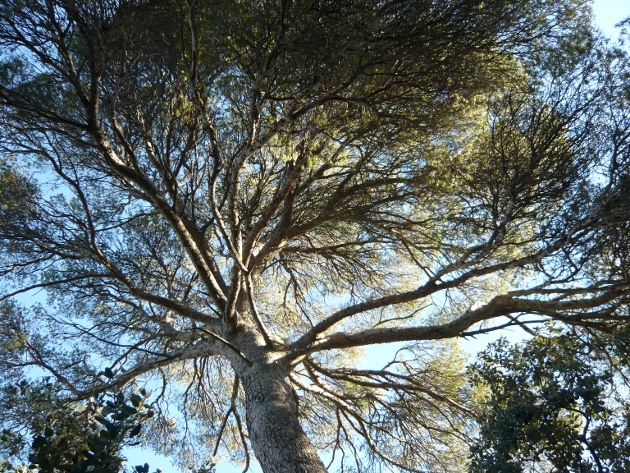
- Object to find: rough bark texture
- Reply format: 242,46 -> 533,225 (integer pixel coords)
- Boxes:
241,362 -> 328,473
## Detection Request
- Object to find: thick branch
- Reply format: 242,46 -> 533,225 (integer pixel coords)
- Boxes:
293,285 -> 629,356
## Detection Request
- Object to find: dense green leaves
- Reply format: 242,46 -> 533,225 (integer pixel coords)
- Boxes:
469,333 -> 630,473
0,382 -> 154,473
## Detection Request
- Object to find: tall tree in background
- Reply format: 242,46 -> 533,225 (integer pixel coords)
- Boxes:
1,0 -> 629,471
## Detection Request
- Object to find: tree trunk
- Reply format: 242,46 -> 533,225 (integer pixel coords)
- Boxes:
240,362 -> 328,473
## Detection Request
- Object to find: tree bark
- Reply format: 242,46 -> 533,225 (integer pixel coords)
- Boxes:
240,362 -> 328,473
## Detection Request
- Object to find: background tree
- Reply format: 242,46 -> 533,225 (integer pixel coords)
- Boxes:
0,0 -> 629,472
469,330 -> 630,473
0,379 -> 156,473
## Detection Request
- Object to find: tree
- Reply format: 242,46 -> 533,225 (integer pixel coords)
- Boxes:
0,380 -> 156,473
0,0 -> 629,471
468,331 -> 630,473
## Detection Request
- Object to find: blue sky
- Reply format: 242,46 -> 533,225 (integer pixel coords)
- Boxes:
124,1 -> 630,472
592,0 -> 630,37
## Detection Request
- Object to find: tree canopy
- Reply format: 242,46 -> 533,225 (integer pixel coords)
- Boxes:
0,381 -> 155,473
0,0 -> 629,471
469,331 -> 630,473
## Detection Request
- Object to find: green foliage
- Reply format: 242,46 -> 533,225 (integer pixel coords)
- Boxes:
0,159 -> 37,221
468,334 -> 630,473
0,381 -> 154,473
